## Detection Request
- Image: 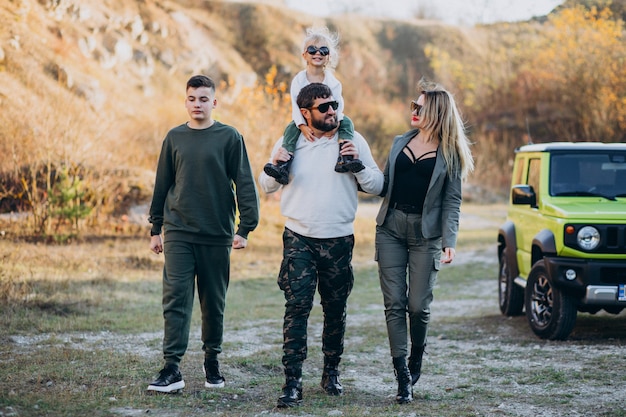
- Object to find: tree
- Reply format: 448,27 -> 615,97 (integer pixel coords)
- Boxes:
520,6 -> 626,140
48,165 -> 92,236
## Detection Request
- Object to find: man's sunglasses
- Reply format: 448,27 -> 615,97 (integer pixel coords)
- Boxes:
410,100 -> 423,113
306,45 -> 330,56
310,101 -> 339,113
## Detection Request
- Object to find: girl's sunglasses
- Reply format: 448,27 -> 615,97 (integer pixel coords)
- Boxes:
410,101 -> 423,113
306,45 -> 330,56
310,100 -> 339,113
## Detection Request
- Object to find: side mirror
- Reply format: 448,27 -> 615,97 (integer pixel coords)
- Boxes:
512,184 -> 537,207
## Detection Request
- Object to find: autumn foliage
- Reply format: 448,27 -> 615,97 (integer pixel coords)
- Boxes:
425,5 -> 625,192
0,1 -> 624,237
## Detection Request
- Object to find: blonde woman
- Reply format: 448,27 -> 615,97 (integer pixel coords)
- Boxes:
375,80 -> 474,404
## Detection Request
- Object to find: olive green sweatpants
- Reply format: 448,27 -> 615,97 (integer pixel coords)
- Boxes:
161,240 -> 231,367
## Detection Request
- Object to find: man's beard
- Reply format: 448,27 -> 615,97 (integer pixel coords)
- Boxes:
311,114 -> 338,132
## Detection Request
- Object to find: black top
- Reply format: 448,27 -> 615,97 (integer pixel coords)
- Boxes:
389,147 -> 437,213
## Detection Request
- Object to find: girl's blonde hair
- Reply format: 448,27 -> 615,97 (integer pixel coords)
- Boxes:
419,79 -> 474,180
302,26 -> 340,69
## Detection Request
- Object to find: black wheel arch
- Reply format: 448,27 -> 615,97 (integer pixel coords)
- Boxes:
531,229 -> 557,267
498,221 -> 519,279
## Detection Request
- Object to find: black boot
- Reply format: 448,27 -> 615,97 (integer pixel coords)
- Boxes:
277,370 -> 303,408
392,357 -> 413,404
320,357 -> 343,396
264,156 -> 292,185
334,141 -> 364,173
408,344 -> 426,386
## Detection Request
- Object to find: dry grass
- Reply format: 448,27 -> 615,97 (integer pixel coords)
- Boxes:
0,198 -> 379,308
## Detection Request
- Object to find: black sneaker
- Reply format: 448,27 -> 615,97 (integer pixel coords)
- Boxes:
147,365 -> 185,393
334,141 -> 365,173
345,158 -> 365,173
204,359 -> 225,388
264,158 -> 292,185
334,154 -> 364,173
277,377 -> 303,408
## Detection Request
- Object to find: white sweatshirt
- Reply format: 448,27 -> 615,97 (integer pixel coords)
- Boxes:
258,131 -> 383,239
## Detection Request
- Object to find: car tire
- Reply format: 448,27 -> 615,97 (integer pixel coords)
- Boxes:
498,248 -> 524,316
525,260 -> 577,340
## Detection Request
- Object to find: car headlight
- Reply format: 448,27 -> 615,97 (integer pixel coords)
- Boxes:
577,226 -> 600,250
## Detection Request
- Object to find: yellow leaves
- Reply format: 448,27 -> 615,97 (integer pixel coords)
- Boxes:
424,44 -> 476,108
220,66 -> 292,174
263,65 -> 288,97
426,2 -> 624,177
526,6 -> 626,138
552,6 -> 622,38
546,6 -> 622,53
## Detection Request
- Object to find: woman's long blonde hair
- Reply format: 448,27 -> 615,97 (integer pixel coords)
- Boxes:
419,79 -> 474,180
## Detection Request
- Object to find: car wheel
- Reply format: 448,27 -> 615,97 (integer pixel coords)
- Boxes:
498,248 -> 524,316
525,260 -> 577,340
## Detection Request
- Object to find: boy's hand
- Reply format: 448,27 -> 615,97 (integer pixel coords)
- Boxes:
232,234 -> 248,249
150,234 -> 163,254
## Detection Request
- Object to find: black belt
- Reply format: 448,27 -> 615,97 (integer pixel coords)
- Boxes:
391,203 -> 421,214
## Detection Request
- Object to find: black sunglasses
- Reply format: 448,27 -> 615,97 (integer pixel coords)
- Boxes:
306,45 -> 330,56
410,100 -> 423,113
310,100 -> 339,113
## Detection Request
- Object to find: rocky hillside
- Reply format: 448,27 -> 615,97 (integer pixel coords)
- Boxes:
2,0 -> 484,214
27,0 -> 625,225
0,0 -> 470,140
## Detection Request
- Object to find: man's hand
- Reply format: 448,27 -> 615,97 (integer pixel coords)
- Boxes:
232,234 -> 248,249
150,234 -> 163,254
272,147 -> 292,165
339,140 -> 360,160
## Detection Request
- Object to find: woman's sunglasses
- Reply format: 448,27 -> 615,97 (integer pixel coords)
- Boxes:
310,100 -> 339,113
410,100 -> 423,113
306,45 -> 330,56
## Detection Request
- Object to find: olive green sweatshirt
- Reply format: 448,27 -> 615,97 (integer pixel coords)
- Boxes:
148,121 -> 260,245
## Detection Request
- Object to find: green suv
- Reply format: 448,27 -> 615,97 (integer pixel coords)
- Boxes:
497,142 -> 626,340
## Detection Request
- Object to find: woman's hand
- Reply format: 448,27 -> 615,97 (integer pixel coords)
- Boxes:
441,247 -> 455,264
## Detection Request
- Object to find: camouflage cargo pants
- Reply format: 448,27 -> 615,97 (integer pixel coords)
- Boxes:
278,228 -> 355,374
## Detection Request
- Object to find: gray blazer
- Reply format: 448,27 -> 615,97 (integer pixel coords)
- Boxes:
375,129 -> 463,249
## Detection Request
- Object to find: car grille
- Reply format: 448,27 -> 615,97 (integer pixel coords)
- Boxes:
600,267 -> 626,284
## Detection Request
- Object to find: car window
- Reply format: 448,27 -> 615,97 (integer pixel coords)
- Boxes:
550,152 -> 626,197
513,156 -> 525,185
528,158 -> 541,203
